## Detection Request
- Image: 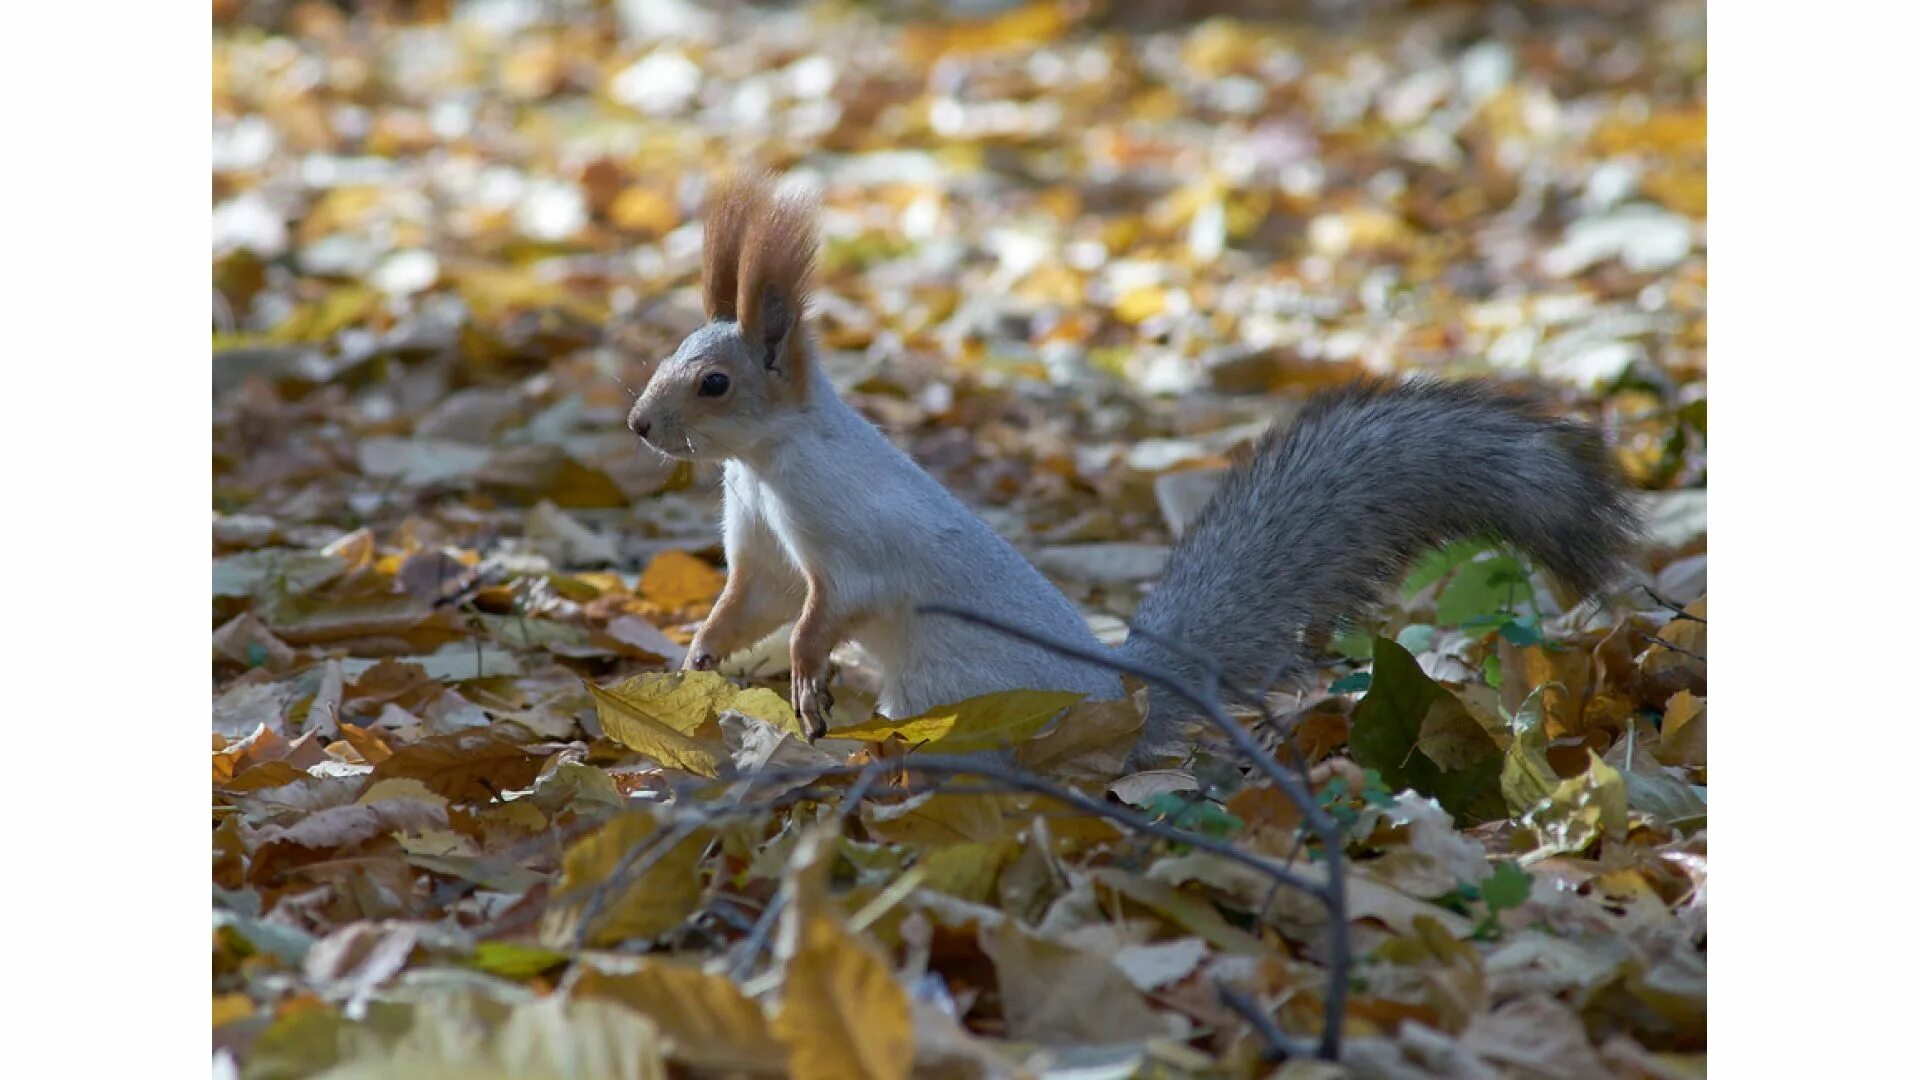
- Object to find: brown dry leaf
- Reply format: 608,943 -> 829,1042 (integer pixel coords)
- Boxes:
1498,637 -> 1594,738
638,550 -> 725,611
773,827 -> 914,1080
599,614 -> 688,665
367,726 -> 547,802
1092,868 -> 1266,954
574,960 -> 787,1074
339,722 -> 393,765
977,918 -> 1174,1045
1640,598 -> 1707,701
861,791 -> 1022,846
254,799 -> 448,852
303,921 -> 423,1006
212,612 -> 297,670
314,992 -> 666,1080
1460,995 -> 1612,1080
219,759 -> 307,793
1015,688 -> 1145,781
213,681 -> 295,740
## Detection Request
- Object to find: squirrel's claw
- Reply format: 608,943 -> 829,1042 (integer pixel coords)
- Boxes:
792,673 -> 833,741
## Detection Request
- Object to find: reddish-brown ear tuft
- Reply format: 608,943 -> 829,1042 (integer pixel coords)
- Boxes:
701,172 -> 774,322
735,183 -> 819,371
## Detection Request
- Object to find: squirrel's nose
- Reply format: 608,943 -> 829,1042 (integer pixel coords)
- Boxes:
628,414 -> 651,440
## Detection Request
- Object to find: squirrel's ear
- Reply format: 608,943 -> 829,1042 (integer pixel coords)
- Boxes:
755,283 -> 796,370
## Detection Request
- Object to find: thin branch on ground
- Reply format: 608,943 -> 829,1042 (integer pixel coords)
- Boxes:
916,603 -> 1349,1061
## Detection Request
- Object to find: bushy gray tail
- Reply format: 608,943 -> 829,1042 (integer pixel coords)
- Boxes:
1118,379 -> 1639,761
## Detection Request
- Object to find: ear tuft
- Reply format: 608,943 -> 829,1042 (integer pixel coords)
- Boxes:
735,183 -> 819,370
700,172 -> 775,322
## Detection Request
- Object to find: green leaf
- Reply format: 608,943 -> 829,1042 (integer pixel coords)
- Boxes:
1330,628 -> 1375,661
1497,617 -> 1544,647
1435,553 -> 1533,626
1395,623 -> 1436,654
1402,539 -> 1497,597
1481,860 -> 1533,914
1350,638 -> 1504,823
1329,671 -> 1372,694
1142,792 -> 1243,837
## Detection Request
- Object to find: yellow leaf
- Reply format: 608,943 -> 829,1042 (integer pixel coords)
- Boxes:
899,0 -> 1080,62
590,671 -> 802,774
1112,286 -> 1166,324
213,992 -> 254,1027
593,671 -> 762,734
917,840 -> 1020,902
1658,689 -> 1706,769
638,550 -> 725,610
575,960 -> 787,1074
551,813 -> 708,946
830,689 -> 1082,753
773,827 -> 913,1080
1522,751 -> 1628,858
591,692 -> 723,776
608,187 -> 680,236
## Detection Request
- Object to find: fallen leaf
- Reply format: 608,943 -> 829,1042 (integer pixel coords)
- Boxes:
1657,689 -> 1706,769
367,726 -> 547,802
773,827 -> 915,1080
830,689 -> 1083,753
1352,639 -> 1504,823
550,812 -> 708,946
977,918 -> 1174,1045
638,549 -> 725,610
575,959 -> 788,1073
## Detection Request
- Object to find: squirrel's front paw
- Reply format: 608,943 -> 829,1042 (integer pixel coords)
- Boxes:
791,671 -> 834,741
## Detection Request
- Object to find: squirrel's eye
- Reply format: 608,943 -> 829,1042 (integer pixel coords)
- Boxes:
698,372 -> 730,398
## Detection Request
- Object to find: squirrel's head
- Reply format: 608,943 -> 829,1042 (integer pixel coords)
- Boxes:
627,173 -> 818,462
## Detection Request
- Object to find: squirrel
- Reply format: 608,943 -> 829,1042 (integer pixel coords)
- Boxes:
624,173 -> 1640,765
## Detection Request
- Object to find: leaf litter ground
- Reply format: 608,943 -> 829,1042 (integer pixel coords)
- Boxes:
213,2 -> 1706,1076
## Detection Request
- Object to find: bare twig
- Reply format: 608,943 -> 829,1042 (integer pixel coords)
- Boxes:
728,891 -> 787,982
1217,980 -> 1315,1062
1640,584 -> 1706,622
916,603 -> 1349,1061
1635,628 -> 1706,664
